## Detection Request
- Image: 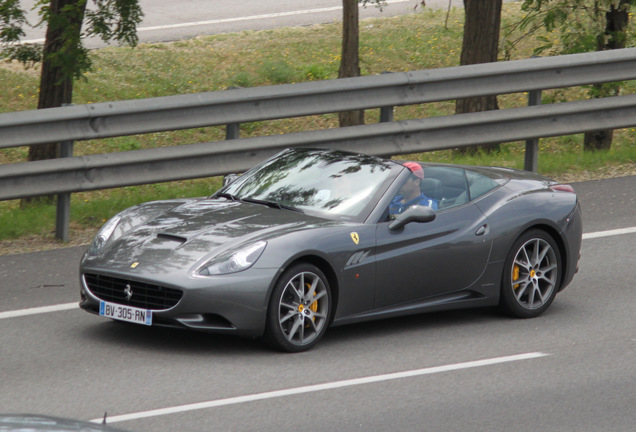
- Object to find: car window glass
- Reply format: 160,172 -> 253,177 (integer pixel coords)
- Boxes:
388,170 -> 439,218
421,166 -> 469,210
466,169 -> 500,200
224,148 -> 399,220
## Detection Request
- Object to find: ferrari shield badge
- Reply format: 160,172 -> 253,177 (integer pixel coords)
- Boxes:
350,232 -> 360,245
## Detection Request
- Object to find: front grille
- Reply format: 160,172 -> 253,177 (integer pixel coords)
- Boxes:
84,273 -> 183,310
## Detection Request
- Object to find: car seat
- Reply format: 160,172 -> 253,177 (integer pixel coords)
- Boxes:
420,178 -> 442,201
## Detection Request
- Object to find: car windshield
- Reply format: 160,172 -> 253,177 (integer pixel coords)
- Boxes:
221,148 -> 400,220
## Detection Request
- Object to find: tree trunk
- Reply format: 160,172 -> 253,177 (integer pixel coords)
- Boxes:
584,0 -> 631,151
338,0 -> 364,127
23,0 -> 86,205
455,0 -> 502,154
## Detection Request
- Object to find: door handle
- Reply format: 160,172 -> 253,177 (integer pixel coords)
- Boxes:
475,224 -> 489,236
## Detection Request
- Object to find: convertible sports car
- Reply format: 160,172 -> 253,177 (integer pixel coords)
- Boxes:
79,147 -> 582,352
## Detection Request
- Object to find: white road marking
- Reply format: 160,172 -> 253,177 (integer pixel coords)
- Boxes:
0,302 -> 77,320
1,226 -> 634,321
581,226 -> 636,240
90,352 -> 549,424
19,0 -> 412,45
136,7 -> 344,32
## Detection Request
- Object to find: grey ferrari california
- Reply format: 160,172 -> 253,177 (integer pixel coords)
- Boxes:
79,147 -> 582,352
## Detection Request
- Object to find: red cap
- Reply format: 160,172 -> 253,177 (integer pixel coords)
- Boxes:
403,162 -> 424,179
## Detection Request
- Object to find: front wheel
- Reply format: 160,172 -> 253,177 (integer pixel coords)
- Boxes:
264,263 -> 331,352
499,230 -> 561,318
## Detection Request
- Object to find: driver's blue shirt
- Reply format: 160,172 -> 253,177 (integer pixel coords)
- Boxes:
389,193 -> 438,215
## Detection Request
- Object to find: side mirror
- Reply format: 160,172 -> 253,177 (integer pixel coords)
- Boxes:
389,206 -> 436,230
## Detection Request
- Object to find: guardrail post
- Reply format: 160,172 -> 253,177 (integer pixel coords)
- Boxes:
524,89 -> 542,172
380,106 -> 394,123
380,71 -> 394,123
55,139 -> 73,242
226,87 -> 241,140
226,123 -> 239,140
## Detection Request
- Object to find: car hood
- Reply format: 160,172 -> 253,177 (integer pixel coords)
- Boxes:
90,199 -> 333,273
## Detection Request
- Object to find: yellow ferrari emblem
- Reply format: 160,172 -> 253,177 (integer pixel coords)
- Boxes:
131,262 -> 139,269
350,232 -> 360,245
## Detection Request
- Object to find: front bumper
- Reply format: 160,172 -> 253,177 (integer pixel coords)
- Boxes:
559,201 -> 583,292
79,266 -> 280,337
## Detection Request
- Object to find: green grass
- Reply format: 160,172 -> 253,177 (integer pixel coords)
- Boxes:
0,4 -> 634,243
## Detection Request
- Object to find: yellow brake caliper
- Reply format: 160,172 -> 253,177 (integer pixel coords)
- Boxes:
304,283 -> 318,326
513,265 -> 520,289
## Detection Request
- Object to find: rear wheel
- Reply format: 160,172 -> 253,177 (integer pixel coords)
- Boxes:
264,263 -> 331,352
500,230 -> 561,318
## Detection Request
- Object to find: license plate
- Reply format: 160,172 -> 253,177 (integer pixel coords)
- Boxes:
99,301 -> 152,326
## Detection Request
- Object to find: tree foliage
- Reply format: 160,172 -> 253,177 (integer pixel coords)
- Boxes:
516,0 -> 634,55
1,0 -> 142,80
1,0 -> 142,204
512,0 -> 635,150
0,0 -> 39,64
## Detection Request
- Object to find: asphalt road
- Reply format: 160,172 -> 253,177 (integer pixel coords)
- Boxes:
0,175 -> 635,432
19,1 -> 526,48
19,0 -> 425,47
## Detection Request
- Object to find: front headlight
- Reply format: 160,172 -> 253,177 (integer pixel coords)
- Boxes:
199,241 -> 267,276
87,216 -> 121,256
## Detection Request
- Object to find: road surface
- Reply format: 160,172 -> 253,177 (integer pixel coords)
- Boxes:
1,174 -> 635,432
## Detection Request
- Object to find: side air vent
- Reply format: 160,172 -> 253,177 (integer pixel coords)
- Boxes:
346,249 -> 371,267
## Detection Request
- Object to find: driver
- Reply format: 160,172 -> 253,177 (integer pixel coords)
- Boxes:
389,162 -> 438,215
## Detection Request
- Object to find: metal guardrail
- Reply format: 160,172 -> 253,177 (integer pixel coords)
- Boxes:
2,48 -> 636,240
3,93 -> 636,201
2,48 -> 636,148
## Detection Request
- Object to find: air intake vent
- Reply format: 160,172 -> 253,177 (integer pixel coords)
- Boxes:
156,233 -> 188,245
84,273 -> 183,310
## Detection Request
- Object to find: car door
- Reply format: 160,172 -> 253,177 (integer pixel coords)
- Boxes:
374,202 -> 492,308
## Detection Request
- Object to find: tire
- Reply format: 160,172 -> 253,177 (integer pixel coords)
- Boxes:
499,230 -> 561,318
264,263 -> 331,352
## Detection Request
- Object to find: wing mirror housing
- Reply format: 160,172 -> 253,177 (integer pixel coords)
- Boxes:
389,206 -> 436,230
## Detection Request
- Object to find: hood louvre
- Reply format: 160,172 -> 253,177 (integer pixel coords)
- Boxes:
156,232 -> 188,245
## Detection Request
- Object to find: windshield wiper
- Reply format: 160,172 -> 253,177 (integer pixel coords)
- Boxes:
215,192 -> 239,201
278,203 -> 304,213
241,197 -> 304,213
